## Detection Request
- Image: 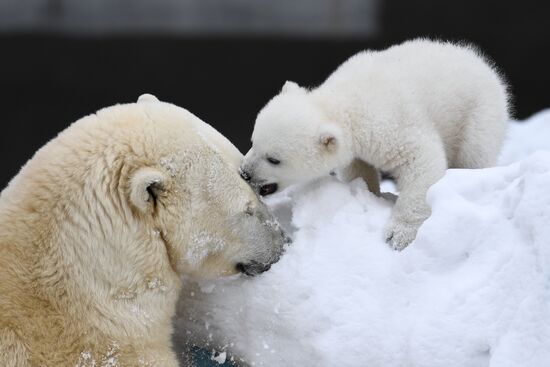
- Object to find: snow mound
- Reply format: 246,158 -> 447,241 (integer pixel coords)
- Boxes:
175,112 -> 550,367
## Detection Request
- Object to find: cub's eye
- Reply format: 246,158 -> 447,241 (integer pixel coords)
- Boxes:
266,157 -> 281,165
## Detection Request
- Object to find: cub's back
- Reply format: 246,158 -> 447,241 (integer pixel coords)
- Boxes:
326,39 -> 501,97
321,39 -> 507,135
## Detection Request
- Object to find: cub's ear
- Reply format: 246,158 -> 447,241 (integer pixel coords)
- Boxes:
281,80 -> 303,94
319,132 -> 338,152
129,168 -> 166,212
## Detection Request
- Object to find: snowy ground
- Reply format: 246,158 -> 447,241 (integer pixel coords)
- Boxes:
175,110 -> 550,367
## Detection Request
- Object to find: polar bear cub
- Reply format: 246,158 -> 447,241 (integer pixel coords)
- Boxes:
241,39 -> 509,250
0,95 -> 288,366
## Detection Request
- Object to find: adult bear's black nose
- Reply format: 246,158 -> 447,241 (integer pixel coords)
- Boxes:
236,261 -> 272,276
240,169 -> 252,181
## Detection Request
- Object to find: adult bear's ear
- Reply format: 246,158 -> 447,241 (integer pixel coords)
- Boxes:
281,80 -> 303,94
137,93 -> 159,103
129,167 -> 166,213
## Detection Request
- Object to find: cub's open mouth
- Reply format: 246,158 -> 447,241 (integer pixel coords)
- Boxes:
259,183 -> 278,196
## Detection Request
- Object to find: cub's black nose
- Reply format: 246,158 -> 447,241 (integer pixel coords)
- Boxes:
259,183 -> 278,196
236,261 -> 272,276
240,169 -> 252,181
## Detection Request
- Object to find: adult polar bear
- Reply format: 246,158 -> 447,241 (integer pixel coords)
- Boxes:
241,39 -> 509,249
0,95 -> 288,366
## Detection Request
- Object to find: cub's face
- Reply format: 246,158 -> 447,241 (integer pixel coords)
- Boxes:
241,91 -> 346,196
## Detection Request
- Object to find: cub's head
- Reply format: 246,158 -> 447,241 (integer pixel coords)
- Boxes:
241,81 -> 349,196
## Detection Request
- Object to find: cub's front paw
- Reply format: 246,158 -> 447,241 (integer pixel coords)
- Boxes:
384,219 -> 419,251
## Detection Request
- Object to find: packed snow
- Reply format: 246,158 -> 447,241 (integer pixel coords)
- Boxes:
175,110 -> 550,367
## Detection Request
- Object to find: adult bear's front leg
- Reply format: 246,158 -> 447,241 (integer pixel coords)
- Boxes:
385,142 -> 447,250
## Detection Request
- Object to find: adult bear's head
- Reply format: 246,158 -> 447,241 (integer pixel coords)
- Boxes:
121,95 -> 289,279
27,94 -> 289,282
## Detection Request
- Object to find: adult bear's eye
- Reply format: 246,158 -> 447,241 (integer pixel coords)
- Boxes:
266,157 -> 280,165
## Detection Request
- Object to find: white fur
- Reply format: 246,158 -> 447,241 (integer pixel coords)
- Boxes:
0,95 -> 286,366
242,39 -> 509,249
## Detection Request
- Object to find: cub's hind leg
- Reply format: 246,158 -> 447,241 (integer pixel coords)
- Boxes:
451,99 -> 508,169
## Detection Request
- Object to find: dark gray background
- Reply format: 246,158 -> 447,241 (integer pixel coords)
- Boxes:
1,0 -> 549,189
